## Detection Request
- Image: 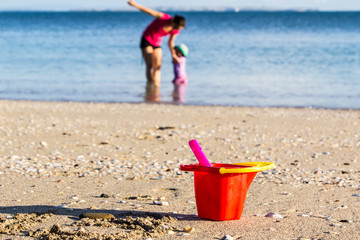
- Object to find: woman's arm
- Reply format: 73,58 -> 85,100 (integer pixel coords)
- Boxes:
127,1 -> 164,18
168,34 -> 180,64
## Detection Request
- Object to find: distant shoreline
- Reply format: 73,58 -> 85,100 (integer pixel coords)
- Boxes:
2,8 -> 360,13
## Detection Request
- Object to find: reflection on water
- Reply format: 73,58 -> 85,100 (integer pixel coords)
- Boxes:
144,82 -> 187,104
144,82 -> 160,102
172,83 -> 186,103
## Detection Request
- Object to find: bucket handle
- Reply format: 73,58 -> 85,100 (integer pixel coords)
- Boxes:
219,162 -> 275,174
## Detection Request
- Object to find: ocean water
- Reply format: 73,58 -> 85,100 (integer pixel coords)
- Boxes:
0,11 -> 360,108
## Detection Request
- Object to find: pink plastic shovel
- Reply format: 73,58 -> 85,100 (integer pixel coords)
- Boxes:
189,139 -> 212,167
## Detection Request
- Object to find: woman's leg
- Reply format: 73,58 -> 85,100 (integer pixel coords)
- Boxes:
152,48 -> 163,87
141,46 -> 153,83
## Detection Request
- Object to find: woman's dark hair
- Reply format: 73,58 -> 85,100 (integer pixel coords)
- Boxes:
173,15 -> 186,28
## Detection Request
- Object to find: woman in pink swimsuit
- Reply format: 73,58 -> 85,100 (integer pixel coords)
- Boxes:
127,1 -> 186,88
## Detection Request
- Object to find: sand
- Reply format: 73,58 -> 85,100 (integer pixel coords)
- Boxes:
0,100 -> 359,240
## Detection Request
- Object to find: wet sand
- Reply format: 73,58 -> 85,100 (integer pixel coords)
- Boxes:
0,100 -> 359,239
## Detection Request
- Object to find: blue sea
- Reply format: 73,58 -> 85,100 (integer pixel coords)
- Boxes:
0,11 -> 360,108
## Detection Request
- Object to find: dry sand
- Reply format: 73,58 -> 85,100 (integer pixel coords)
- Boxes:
0,100 -> 359,240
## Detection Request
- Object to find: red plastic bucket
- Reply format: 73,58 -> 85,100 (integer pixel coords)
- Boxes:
180,162 -> 274,221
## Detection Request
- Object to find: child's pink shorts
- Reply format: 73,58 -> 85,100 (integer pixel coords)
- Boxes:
173,75 -> 188,85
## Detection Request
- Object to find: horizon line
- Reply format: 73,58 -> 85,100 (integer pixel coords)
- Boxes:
1,8 -> 360,13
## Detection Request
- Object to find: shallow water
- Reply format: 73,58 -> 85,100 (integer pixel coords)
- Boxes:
0,11 -> 360,108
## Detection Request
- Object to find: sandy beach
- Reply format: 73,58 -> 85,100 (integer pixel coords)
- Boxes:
0,100 -> 359,240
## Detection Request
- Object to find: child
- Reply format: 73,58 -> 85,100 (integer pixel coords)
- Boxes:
172,44 -> 188,85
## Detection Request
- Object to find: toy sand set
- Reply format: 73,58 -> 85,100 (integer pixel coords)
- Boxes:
181,139 -> 275,221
